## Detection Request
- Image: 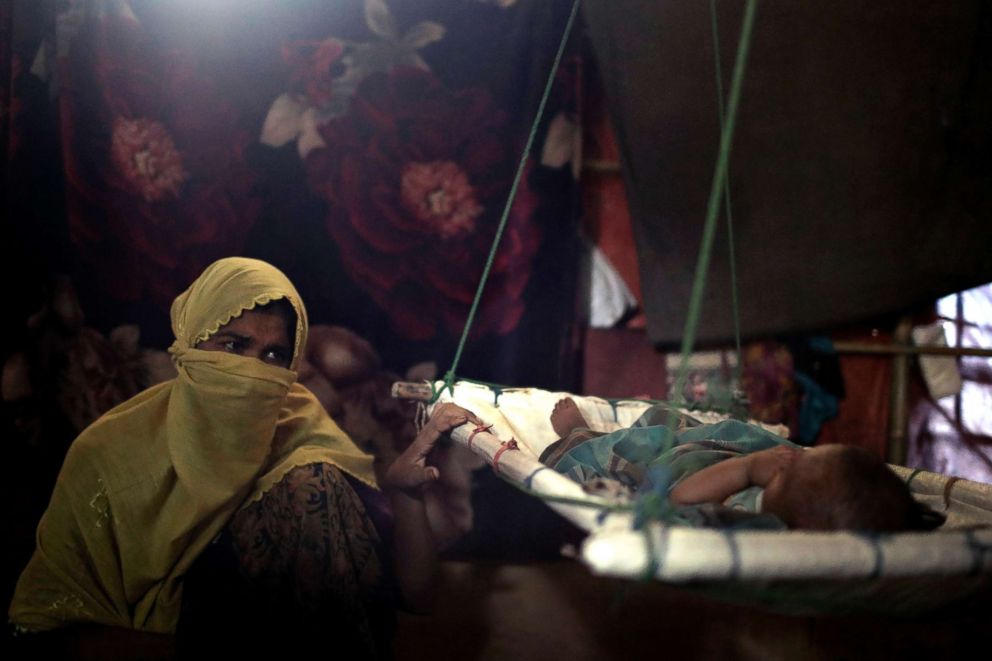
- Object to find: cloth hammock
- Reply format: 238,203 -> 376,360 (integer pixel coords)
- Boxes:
404,379 -> 992,616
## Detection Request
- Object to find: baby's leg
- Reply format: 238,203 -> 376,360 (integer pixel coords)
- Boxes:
550,397 -> 590,438
541,398 -> 597,467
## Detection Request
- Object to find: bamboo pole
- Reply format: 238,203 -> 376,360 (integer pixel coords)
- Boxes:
887,318 -> 913,466
391,381 -> 434,401
833,342 -> 992,358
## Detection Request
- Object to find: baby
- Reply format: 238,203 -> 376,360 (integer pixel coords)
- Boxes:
544,398 -> 936,532
669,443 -> 925,531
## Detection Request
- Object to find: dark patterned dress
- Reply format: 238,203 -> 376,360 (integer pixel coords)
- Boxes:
177,463 -> 396,659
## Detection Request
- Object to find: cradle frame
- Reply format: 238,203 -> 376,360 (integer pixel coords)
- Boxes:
394,379 -> 992,614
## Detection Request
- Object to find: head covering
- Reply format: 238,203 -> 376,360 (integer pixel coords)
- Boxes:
9,257 -> 377,634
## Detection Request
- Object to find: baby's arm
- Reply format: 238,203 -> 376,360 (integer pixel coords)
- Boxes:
669,445 -> 799,505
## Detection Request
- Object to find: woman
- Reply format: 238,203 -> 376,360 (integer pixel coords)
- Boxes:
8,257 -> 478,657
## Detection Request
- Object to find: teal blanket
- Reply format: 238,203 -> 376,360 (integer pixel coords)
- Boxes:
548,406 -> 798,528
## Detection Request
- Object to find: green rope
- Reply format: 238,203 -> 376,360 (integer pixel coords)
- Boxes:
440,0 -> 581,398
710,0 -> 744,388
905,468 -> 925,487
429,2 -> 772,593
497,470 -> 633,514
641,526 -> 660,581
426,376 -> 743,416
670,0 -> 759,419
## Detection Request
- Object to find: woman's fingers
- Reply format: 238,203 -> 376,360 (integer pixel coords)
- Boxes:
429,404 -> 482,432
409,405 -> 483,459
385,405 -> 483,490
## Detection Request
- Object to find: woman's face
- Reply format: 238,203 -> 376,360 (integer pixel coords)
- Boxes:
196,308 -> 293,369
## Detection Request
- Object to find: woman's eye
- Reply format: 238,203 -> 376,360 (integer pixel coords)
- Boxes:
223,340 -> 241,353
264,349 -> 290,366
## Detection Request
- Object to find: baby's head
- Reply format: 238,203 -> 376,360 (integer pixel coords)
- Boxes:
763,444 -> 926,532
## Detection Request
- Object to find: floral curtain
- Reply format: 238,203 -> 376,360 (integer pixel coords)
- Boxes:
1,0 -> 582,386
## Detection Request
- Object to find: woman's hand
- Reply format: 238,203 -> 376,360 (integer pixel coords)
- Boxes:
384,403 -> 482,493
385,403 -> 481,614
744,445 -> 800,487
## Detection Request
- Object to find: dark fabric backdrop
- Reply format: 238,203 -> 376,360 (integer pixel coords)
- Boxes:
1,0 -> 583,388
584,0 -> 992,347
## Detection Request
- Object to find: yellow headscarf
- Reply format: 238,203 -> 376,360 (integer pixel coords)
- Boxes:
9,257 -> 377,634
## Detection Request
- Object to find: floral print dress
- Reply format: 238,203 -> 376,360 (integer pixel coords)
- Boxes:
178,463 -> 397,659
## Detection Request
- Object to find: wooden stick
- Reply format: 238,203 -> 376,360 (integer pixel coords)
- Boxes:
833,342 -> 992,358
391,381 -> 435,401
887,318 -> 912,466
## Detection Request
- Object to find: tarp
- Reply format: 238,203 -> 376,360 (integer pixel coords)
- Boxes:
583,0 -> 992,346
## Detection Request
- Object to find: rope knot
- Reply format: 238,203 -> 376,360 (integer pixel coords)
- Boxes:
492,437 -> 519,474
467,423 -> 494,451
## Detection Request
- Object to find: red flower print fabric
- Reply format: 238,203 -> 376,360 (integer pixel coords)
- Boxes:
306,68 -> 539,341
59,8 -> 260,306
5,0 -> 581,385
